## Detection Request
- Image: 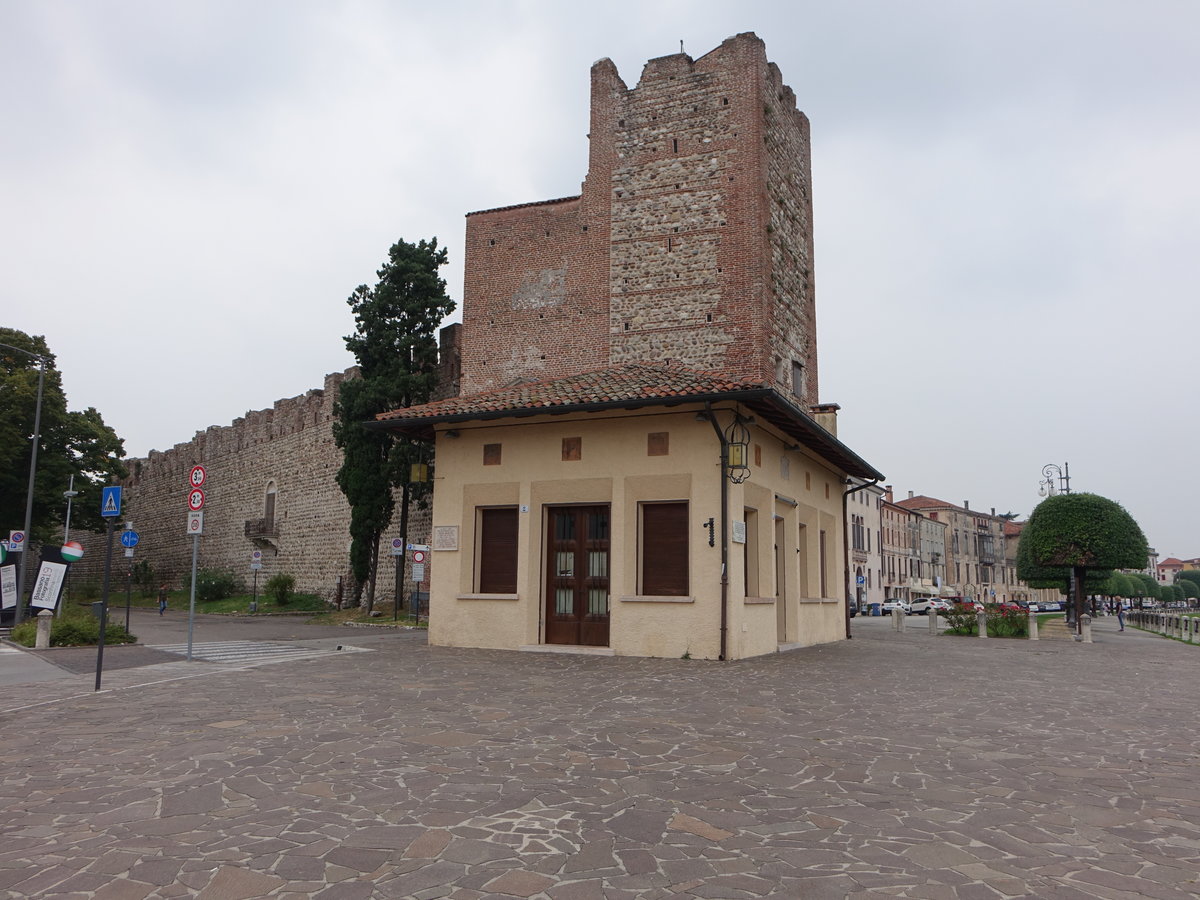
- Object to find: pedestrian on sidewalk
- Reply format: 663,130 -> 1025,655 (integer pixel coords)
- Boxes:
158,584 -> 168,615
1117,603 -> 1126,631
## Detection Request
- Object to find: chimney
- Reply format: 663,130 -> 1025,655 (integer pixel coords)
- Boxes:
991,507 -> 996,517
809,403 -> 840,437
964,500 -> 970,510
884,484 -> 894,503
908,491 -> 914,499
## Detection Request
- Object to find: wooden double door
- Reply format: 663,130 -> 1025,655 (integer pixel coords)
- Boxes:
545,505 -> 610,646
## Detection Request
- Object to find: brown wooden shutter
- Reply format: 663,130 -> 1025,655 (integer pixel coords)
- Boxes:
642,502 -> 688,596
479,508 -> 518,593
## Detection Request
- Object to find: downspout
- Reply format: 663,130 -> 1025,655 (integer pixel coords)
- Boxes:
700,403 -> 730,661
842,476 -> 881,639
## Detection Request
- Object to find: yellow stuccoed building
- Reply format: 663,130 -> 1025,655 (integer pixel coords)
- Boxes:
374,364 -> 881,661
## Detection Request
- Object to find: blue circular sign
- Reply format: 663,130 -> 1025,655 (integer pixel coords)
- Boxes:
120,531 -> 140,548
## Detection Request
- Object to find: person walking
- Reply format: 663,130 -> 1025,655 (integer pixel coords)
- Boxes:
1117,602 -> 1126,632
158,584 -> 168,616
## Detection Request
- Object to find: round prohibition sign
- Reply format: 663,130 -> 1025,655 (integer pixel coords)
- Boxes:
189,465 -> 207,487
187,488 -> 206,511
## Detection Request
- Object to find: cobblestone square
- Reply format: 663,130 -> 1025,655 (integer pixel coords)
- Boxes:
2,613 -> 1197,898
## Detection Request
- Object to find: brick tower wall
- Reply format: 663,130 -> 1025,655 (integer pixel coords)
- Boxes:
457,32 -> 818,402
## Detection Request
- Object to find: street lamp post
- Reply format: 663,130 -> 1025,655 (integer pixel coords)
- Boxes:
1038,462 -> 1071,497
61,475 -> 80,615
0,341 -> 46,627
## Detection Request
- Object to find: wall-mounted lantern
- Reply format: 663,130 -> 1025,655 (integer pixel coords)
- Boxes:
724,417 -> 751,484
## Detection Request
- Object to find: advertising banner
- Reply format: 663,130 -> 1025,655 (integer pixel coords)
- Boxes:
0,564 -> 16,610
31,560 -> 69,610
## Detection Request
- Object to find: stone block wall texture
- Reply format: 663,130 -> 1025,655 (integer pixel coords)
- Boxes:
65,367 -> 436,606
459,32 -> 819,405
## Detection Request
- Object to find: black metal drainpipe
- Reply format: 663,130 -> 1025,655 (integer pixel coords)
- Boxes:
842,476 -> 881,639
701,403 -> 730,661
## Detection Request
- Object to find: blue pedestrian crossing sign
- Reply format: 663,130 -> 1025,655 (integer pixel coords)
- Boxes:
101,486 -> 122,517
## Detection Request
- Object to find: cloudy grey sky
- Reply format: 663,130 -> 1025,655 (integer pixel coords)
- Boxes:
3,1 -> 1197,558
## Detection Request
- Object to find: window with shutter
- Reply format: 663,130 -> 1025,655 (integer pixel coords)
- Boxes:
641,502 -> 688,596
478,507 -> 518,593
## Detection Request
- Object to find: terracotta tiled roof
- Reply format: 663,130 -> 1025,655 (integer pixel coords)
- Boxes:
375,363 -> 766,421
373,362 -> 884,481
1159,557 -> 1184,566
896,495 -> 954,511
1004,521 -> 1025,537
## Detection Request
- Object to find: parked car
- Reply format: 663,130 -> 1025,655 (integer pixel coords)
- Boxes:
910,598 -> 950,615
881,598 -> 911,615
1038,599 -> 1063,612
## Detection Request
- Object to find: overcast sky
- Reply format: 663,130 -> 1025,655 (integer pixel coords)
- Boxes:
3,1 -> 1197,558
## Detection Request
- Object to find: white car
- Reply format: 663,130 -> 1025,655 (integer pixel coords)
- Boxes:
881,598 -> 911,615
910,598 -> 950,615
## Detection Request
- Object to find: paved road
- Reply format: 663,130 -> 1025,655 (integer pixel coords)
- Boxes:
1,612 -> 1197,898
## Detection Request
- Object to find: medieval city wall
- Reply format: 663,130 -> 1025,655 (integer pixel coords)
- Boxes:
66,369 -> 430,606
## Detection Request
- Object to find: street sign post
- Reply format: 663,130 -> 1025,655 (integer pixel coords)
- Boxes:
101,486 -> 122,518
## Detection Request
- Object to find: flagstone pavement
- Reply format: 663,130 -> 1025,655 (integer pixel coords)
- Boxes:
1,612 -> 1197,899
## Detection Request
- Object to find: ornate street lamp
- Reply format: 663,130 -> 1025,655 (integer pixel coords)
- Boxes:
1038,462 -> 1071,497
724,416 -> 751,484
0,341 -> 46,626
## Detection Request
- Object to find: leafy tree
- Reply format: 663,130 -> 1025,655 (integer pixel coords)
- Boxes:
1179,579 -> 1199,601
0,329 -> 126,542
1128,572 -> 1159,607
1175,570 -> 1200,592
333,238 -> 454,612
1017,493 -> 1149,630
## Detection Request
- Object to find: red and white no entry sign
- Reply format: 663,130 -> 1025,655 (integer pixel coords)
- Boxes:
187,488 -> 206,511
189,465 -> 207,487
412,550 -> 426,563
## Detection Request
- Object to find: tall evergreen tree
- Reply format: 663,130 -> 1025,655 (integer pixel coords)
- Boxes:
333,238 -> 454,611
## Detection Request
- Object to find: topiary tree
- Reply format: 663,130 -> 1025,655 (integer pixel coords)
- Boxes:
1179,579 -> 1199,602
1017,493 -> 1149,632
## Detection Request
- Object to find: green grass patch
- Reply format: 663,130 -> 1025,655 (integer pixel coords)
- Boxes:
9,605 -> 137,648
63,590 -> 327,616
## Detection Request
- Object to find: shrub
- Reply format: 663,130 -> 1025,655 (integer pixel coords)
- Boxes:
987,606 -> 1029,638
131,559 -> 157,597
941,606 -> 978,635
265,573 -> 296,606
182,568 -> 242,603
9,607 -> 136,647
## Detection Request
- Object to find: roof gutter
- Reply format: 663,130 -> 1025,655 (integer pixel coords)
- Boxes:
697,402 -> 731,661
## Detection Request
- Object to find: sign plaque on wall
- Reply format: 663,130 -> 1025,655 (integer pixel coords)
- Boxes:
432,526 -> 459,551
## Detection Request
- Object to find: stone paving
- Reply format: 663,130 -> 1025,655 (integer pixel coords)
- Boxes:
1,614 -> 1198,898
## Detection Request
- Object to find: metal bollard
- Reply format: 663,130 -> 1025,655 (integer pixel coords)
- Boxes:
36,609 -> 53,649
977,608 -> 987,638
1028,610 -> 1039,641
1081,613 -> 1093,644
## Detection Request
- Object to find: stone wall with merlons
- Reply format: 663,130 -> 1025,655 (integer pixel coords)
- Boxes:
62,368 -> 433,608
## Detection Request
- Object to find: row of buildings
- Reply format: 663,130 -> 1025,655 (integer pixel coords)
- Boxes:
852,487 -> 1067,611
1157,557 -> 1200,585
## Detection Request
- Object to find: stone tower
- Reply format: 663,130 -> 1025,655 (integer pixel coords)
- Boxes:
458,32 -> 818,405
